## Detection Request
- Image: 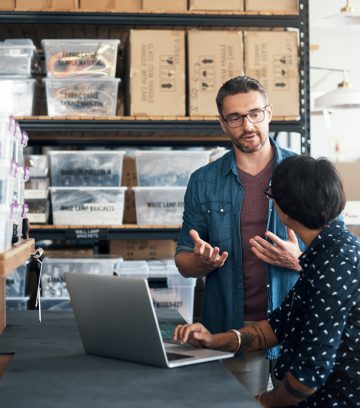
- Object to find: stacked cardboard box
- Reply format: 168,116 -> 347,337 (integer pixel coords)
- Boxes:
79,0 -> 141,10
244,31 -> 299,118
245,0 -> 298,13
189,0 -> 244,10
128,29 -> 186,116
188,30 -> 243,116
16,0 -> 78,10
142,0 -> 187,11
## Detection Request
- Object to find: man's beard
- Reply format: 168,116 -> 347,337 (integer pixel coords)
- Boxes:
232,131 -> 267,153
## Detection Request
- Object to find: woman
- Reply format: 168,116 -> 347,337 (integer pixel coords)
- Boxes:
173,156 -> 360,407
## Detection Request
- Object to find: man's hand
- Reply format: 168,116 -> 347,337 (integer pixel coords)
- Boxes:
249,227 -> 302,271
190,229 -> 228,269
173,322 -> 214,348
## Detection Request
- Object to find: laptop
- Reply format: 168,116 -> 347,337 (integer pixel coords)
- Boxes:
64,273 -> 234,368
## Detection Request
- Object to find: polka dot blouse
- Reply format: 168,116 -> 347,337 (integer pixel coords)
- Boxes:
268,220 -> 360,407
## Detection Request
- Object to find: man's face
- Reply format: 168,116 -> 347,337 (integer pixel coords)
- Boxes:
218,91 -> 272,153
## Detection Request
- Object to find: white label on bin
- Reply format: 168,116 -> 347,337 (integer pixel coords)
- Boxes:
147,201 -> 184,209
8,49 -> 23,57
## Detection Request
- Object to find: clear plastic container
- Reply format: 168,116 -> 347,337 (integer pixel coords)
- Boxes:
49,150 -> 125,187
45,78 -> 120,117
6,296 -> 29,311
0,116 -> 15,162
115,259 -> 196,323
40,297 -> 72,311
0,79 -> 35,116
25,154 -> 49,178
50,186 -> 127,225
24,189 -> 49,224
6,262 -> 28,297
0,204 -> 12,252
25,177 -> 49,191
133,186 -> 186,225
0,39 -> 36,78
41,39 -> 120,78
135,150 -> 210,186
41,256 -> 123,298
0,160 -> 14,205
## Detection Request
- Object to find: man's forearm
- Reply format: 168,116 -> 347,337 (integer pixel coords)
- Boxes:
175,251 -> 215,278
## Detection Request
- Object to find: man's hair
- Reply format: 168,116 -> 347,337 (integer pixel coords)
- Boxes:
271,156 -> 346,229
216,76 -> 269,115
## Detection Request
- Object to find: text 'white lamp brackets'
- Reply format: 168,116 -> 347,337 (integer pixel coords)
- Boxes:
312,67 -> 360,110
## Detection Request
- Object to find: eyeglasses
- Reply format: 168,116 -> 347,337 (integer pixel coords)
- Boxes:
222,105 -> 269,128
264,186 -> 275,200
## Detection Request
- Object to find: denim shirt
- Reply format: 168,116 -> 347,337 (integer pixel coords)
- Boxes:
176,137 -> 301,359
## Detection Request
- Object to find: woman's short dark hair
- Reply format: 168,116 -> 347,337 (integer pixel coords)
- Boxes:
271,156 -> 346,229
216,76 -> 269,116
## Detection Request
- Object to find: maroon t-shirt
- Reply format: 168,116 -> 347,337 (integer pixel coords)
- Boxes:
238,158 -> 273,321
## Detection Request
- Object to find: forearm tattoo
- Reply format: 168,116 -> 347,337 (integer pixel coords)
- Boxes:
240,324 -> 269,351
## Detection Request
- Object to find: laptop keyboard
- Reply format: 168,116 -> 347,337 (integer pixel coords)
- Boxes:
166,352 -> 193,361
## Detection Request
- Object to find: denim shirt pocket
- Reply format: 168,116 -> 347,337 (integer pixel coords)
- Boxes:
200,201 -> 232,245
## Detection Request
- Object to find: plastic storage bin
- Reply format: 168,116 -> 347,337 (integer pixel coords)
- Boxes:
24,189 -> 49,224
49,151 -> 125,187
135,150 -> 210,186
0,204 -> 12,252
25,154 -> 49,178
133,186 -> 185,225
6,296 -> 29,311
0,39 -> 36,77
114,259 -> 196,323
6,263 -> 28,297
0,79 -> 35,116
40,298 -> 72,311
0,39 -> 36,78
44,78 -> 120,117
0,116 -> 15,162
41,257 -> 123,298
42,39 -> 120,78
50,186 -> 127,225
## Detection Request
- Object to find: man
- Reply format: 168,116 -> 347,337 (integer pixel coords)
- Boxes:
175,76 -> 302,395
174,156 -> 360,408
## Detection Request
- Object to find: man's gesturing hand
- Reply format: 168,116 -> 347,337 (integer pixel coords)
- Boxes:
190,229 -> 228,269
249,227 -> 302,272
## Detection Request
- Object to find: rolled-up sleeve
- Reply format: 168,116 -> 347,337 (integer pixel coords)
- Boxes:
176,173 -> 208,256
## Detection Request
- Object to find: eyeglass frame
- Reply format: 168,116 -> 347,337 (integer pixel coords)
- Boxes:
221,104 -> 270,128
264,186 -> 276,200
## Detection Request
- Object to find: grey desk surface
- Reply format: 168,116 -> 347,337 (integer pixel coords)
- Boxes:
0,311 -> 260,408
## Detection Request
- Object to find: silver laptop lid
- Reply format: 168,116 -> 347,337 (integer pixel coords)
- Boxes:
65,273 -> 169,367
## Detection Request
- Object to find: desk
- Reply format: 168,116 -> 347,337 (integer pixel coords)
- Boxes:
0,311 -> 260,408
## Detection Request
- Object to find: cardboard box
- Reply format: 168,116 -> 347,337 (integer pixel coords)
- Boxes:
121,155 -> 137,223
188,30 -> 243,116
80,0 -> 141,10
109,239 -> 177,260
245,0 -> 298,13
335,162 -> 360,201
189,0 -> 243,10
348,225 -> 360,237
142,0 -> 187,11
128,30 -> 186,116
335,162 -> 360,228
16,0 -> 78,9
0,0 -> 15,9
244,31 -> 299,118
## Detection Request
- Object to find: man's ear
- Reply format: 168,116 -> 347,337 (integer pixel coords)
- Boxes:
267,104 -> 273,123
218,115 -> 227,133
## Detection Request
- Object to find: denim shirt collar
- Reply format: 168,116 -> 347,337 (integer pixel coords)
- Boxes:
221,137 -> 284,178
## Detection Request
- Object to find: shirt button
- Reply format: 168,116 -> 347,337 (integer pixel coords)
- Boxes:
220,208 -> 224,212
208,210 -> 210,213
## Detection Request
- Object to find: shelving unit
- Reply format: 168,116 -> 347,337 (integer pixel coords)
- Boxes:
1,1 -> 310,243
0,239 -> 35,333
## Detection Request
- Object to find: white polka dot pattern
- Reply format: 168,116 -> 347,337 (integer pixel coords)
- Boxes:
268,220 -> 360,407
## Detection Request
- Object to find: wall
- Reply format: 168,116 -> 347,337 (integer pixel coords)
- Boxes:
310,0 -> 360,162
